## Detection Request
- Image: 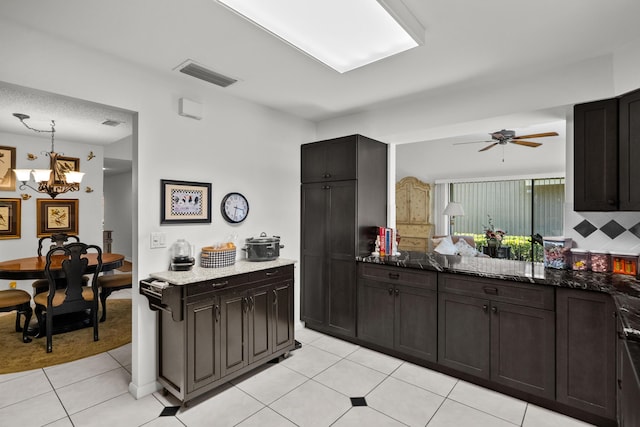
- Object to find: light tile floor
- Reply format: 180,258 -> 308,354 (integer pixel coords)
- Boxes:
0,325 -> 596,427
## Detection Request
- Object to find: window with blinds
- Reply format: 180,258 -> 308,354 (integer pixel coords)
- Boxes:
450,178 -> 564,261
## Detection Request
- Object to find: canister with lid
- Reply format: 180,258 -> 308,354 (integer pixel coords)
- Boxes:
570,249 -> 590,271
590,250 -> 610,272
611,252 -> 639,276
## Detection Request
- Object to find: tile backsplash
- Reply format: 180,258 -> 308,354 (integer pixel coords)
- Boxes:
565,203 -> 640,253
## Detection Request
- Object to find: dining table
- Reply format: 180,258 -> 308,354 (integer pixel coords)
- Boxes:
0,253 -> 125,336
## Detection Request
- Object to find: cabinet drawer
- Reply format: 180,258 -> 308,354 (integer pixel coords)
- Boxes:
438,273 -> 554,310
359,263 -> 436,290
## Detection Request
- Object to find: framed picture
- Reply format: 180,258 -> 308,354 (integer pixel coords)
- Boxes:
51,154 -> 80,185
36,198 -> 79,237
0,146 -> 16,191
0,198 -> 21,239
161,179 -> 211,224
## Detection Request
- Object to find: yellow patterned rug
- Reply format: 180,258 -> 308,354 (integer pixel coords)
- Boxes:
0,299 -> 131,374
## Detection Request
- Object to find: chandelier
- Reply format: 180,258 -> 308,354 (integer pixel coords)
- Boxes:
12,113 -> 84,199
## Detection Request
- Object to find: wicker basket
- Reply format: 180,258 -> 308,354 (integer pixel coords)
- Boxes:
201,246 -> 236,268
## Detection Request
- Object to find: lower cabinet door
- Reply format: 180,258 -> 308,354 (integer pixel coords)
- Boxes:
394,284 -> 437,362
273,280 -> 294,352
438,292 -> 490,379
490,302 -> 555,399
220,291 -> 248,377
357,278 -> 394,348
186,297 -> 220,393
248,285 -> 273,364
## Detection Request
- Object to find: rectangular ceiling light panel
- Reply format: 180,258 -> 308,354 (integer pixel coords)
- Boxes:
216,0 -> 421,73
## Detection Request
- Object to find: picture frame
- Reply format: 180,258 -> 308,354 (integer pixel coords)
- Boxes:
0,198 -> 21,239
36,198 -> 79,237
51,154 -> 80,187
161,179 -> 212,224
0,146 -> 16,191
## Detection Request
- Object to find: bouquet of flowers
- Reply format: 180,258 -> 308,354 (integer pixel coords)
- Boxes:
483,215 -> 506,244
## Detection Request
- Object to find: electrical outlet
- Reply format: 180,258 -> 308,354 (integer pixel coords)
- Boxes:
151,232 -> 167,249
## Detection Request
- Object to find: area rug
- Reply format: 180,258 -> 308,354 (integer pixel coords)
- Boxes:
0,299 -> 131,374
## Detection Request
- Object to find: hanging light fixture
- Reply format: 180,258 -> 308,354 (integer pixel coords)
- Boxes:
12,113 -> 84,199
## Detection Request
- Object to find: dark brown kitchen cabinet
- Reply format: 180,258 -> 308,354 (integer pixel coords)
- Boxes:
574,87 -> 640,211
619,88 -> 640,210
556,288 -> 616,419
186,296 -> 221,393
301,135 -> 387,338
438,273 -> 555,399
151,264 -> 295,404
357,264 -> 437,361
618,339 -> 640,427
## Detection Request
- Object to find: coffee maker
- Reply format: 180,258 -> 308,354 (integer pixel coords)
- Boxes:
169,238 -> 195,271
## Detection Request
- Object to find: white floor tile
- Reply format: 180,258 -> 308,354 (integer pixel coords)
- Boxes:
523,404 -> 596,427
69,392 -> 163,427
448,381 -> 526,425
176,385 -> 263,427
0,390 -> 67,426
44,352 -> 121,389
346,347 -> 404,375
314,359 -> 386,397
232,363 -> 308,405
270,380 -> 351,427
392,362 -> 458,397
295,327 -> 326,344
366,376 -> 444,427
56,367 -> 131,415
280,344 -> 341,377
309,335 -> 359,358
236,407 -> 297,427
108,342 -> 132,366
0,369 -> 53,409
0,368 -> 41,384
332,406 -> 407,427
427,398 -> 518,427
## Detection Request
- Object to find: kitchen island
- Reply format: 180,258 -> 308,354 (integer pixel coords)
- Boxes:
141,259 -> 296,405
350,252 -> 640,427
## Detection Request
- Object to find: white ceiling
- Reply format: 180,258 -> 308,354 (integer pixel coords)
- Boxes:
1,0 -> 640,146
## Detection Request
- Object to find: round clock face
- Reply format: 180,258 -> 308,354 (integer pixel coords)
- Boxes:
221,192 -> 249,223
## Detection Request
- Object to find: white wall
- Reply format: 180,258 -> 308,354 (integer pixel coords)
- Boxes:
104,170 -> 133,259
0,131 -> 104,292
0,18 -> 316,398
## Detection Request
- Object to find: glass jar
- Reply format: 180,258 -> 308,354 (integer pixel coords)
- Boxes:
611,252 -> 639,276
590,251 -> 610,273
570,249 -> 590,271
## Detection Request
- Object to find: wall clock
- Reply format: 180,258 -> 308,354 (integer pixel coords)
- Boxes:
221,192 -> 249,223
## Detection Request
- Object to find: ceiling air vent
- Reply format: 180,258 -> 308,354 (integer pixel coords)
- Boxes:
176,60 -> 237,88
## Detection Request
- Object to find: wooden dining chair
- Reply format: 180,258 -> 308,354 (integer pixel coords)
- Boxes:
34,242 -> 102,353
0,289 -> 33,343
97,272 -> 132,322
32,234 -> 84,296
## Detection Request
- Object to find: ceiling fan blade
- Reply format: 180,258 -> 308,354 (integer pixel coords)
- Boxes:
453,140 -> 493,146
479,142 -> 499,152
511,140 -> 542,148
513,132 -> 558,139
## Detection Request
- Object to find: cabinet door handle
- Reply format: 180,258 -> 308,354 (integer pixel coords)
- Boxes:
322,185 -> 331,190
323,173 -> 331,179
388,273 -> 400,280
483,304 -> 488,312
249,296 -> 255,311
215,304 -> 220,322
242,297 -> 248,313
388,288 -> 394,295
265,270 -> 279,277
272,289 -> 278,306
491,306 -> 498,314
483,287 -> 498,295
212,280 -> 228,289
394,288 -> 399,296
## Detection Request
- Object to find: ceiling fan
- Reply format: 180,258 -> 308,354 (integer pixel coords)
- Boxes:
456,129 -> 559,152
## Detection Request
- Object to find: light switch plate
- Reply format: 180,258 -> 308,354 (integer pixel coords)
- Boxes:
151,232 -> 167,248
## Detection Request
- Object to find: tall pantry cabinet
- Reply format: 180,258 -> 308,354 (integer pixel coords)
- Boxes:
300,135 -> 387,338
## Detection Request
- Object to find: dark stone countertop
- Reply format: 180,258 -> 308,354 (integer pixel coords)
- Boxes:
357,251 -> 640,343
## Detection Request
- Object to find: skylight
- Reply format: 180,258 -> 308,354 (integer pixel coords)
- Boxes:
216,0 -> 423,73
